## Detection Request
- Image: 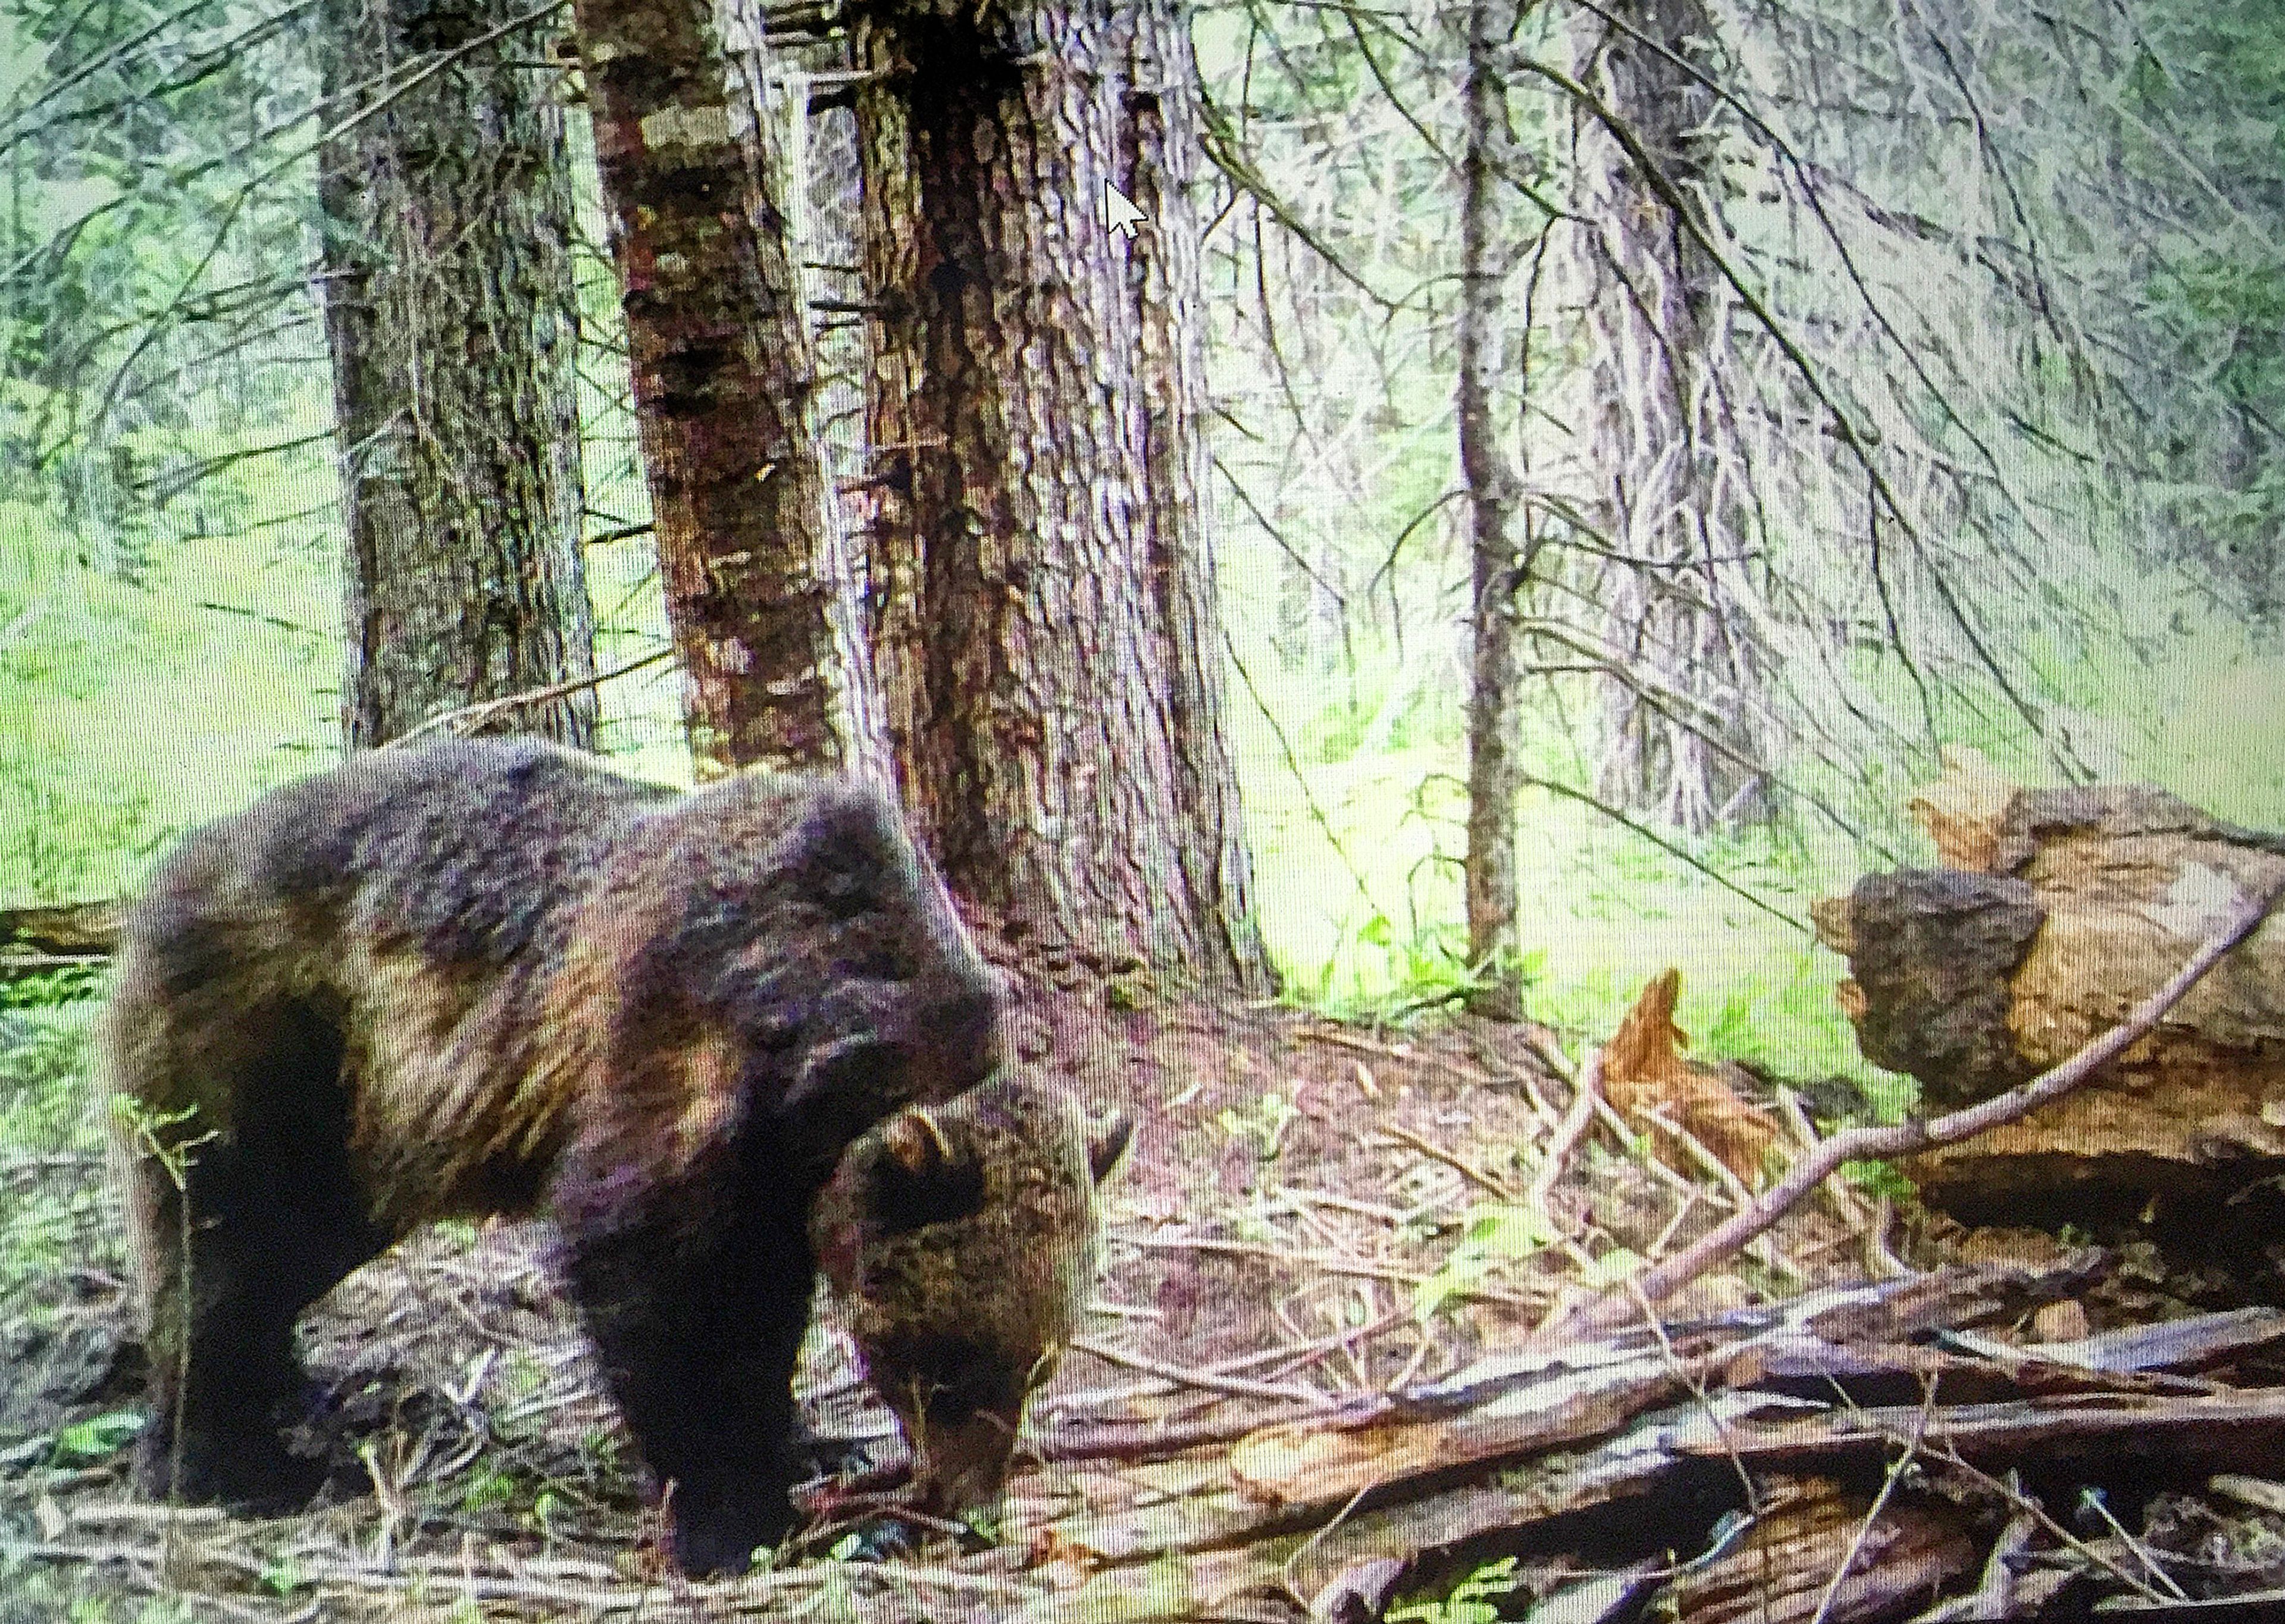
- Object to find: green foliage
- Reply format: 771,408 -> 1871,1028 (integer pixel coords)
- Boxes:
1415,1203 -> 1557,1319
257,1557 -> 309,1597
1840,1159 -> 1916,1203
453,1459 -> 575,1541
0,963 -> 105,1008
51,1409 -> 144,1463
461,1467 -> 516,1515
0,1005 -> 120,1315
1349,911 -> 1480,1009
578,1426 -> 623,1476
1386,1555 -> 1525,1624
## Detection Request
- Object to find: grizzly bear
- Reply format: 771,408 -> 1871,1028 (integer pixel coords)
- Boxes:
815,1071 -> 1131,1514
104,737 -> 1004,1573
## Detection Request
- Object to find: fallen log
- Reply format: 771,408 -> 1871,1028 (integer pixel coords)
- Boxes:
0,899 -> 121,981
0,900 -> 123,956
1034,1260 -> 2110,1482
1818,766 -> 2285,1219
984,1263 -> 2285,1623
1943,1306 -> 2285,1380
1665,1476 -> 1975,1624
1687,1390 -> 2285,1483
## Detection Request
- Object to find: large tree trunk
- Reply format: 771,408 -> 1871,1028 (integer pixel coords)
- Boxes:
570,0 -> 877,777
1458,0 -> 1526,1019
318,0 -> 597,750
854,0 -> 1270,991
1573,0 -> 1774,833
1115,0 -> 1272,993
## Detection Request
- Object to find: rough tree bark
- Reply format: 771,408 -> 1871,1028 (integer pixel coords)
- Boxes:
853,0 -> 1271,990
569,0 -> 877,777
1572,0 -> 1774,832
850,16 -> 934,804
318,0 -> 597,750
1115,0 -> 1271,992
1458,0 -> 1527,1018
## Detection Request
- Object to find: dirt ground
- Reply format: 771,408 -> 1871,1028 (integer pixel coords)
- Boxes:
0,966 -> 2220,1620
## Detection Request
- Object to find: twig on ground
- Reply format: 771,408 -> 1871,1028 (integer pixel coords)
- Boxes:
1521,1028 -> 1579,1083
14,1536 -> 1037,1612
1261,1307 -> 1413,1384
1808,1381 -> 1939,1624
1915,1453 -> 2173,1605
1379,1124 -> 1518,1201
1775,1087 -> 1869,1230
2074,1487 -> 2189,1599
1636,1104 -> 1804,1284
1865,1194 -> 1909,1281
1273,1185 -> 1416,1226
1066,1336 -> 1321,1403
1646,1185 -> 1702,1261
1525,1048 -> 1602,1212
1119,1233 -> 1544,1309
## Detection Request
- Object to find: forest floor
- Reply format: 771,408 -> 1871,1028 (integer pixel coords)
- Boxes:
0,969 -> 2275,1620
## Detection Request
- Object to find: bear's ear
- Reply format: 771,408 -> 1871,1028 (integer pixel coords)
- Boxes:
1087,1111 -> 1134,1184
881,1107 -> 953,1179
872,1106 -> 984,1229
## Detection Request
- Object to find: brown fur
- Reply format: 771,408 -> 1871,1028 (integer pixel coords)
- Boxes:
812,1072 -> 1131,1512
103,737 -> 1000,1573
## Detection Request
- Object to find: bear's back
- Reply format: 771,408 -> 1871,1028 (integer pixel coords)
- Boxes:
105,741 -> 677,1181
124,739 -> 669,978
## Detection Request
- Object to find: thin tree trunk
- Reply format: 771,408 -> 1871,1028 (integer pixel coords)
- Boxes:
1459,0 -> 1526,1018
569,0 -> 877,777
854,0 -> 1270,990
318,0 -> 596,750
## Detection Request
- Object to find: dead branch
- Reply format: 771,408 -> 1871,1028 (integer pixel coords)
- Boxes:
1377,1124 -> 1517,1202
1525,1047 -> 1602,1212
0,899 -> 124,955
1067,1337 -> 1322,1404
381,647 -> 677,750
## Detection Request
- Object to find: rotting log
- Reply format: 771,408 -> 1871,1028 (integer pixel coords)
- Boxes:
0,900 -> 120,980
1685,1389 -> 2285,1482
1548,876 -> 2279,1341
1665,1476 -> 1975,1624
1817,764 -> 2285,1219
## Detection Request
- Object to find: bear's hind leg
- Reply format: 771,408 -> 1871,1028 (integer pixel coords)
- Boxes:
130,1001 -> 386,1512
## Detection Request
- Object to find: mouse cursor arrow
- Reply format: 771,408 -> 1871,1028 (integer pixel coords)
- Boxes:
1101,180 -> 1148,242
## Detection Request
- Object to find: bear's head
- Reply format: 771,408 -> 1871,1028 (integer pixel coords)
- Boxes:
812,1072 -> 1131,1515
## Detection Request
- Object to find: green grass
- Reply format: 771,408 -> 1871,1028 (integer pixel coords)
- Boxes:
1235,736 -> 1880,1081
0,997 -> 119,1320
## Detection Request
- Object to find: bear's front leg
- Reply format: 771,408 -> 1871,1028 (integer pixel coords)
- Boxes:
563,1199 -> 816,1576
